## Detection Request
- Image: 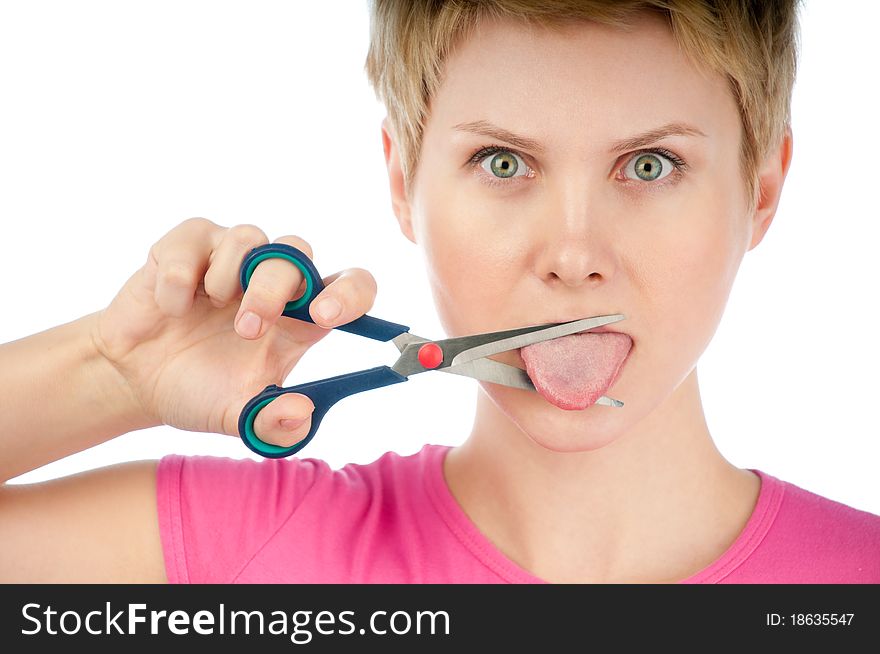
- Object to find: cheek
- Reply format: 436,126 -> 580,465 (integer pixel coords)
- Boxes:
631,191 -> 746,356
416,188 -> 528,336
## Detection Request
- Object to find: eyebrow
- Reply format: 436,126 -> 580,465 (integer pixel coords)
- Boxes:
452,120 -> 707,154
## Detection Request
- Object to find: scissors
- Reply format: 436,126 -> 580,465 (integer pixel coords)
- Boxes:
237,243 -> 626,458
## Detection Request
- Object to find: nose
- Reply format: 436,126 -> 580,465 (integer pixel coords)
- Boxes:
533,199 -> 615,289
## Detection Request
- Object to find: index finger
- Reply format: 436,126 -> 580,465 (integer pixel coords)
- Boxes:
149,217 -> 226,317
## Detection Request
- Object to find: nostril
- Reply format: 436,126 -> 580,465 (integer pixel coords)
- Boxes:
545,270 -> 603,286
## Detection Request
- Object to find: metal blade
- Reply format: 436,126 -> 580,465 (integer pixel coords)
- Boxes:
390,327 -> 555,377
390,330 -> 625,407
439,360 -> 623,407
391,332 -> 430,353
588,395 -> 624,408
450,314 -> 626,366
440,358 -> 535,389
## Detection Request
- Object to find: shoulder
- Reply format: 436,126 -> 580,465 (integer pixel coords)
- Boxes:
155,445 -> 445,583
753,470 -> 880,581
157,443 -> 444,531
158,450 -> 327,498
155,452 -> 328,582
772,472 -> 880,538
287,443 -> 446,507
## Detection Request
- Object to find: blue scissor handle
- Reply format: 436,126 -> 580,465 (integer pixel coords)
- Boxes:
237,243 -> 411,458
239,243 -> 408,341
238,366 -> 408,458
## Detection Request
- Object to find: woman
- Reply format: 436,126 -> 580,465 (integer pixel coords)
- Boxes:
1,0 -> 877,583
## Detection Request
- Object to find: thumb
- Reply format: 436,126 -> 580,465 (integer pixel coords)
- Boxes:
250,392 -> 315,449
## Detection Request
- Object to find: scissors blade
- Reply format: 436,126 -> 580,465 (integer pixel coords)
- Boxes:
391,332 -> 430,353
396,315 -> 624,373
391,326 -> 557,376
439,358 -> 623,407
450,314 -> 626,366
441,358 -> 535,389
390,315 -> 626,376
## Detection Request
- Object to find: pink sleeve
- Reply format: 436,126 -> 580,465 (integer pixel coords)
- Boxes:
155,453 -> 320,583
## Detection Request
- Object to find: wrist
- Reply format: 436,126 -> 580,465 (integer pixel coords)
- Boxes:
82,311 -> 161,434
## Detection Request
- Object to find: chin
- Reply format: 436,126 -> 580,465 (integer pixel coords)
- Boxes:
483,384 -> 628,453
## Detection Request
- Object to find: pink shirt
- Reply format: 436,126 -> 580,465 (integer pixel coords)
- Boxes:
156,443 -> 880,583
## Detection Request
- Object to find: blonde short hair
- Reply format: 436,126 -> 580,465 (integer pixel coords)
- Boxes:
364,0 -> 801,212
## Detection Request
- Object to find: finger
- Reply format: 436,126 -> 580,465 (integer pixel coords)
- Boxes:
152,218 -> 224,317
308,267 -> 378,329
203,223 -> 269,309
234,235 -> 315,340
251,393 -> 315,448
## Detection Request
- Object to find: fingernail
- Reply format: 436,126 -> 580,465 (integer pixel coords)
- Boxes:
280,417 -> 307,430
237,311 -> 262,338
314,297 -> 342,322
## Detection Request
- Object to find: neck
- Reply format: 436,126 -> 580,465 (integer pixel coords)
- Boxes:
443,368 -> 760,583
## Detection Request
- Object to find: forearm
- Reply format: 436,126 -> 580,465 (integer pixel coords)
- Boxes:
0,311 -> 157,483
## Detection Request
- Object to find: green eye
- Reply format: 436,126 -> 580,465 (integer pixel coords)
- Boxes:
487,151 -> 520,178
634,154 -> 661,180
624,152 -> 674,182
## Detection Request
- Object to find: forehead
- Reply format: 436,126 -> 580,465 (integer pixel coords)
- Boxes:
429,11 -> 737,151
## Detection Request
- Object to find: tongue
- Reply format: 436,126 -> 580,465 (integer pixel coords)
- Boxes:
521,332 -> 632,410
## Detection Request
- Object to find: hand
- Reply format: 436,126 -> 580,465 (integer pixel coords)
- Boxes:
90,218 -> 378,447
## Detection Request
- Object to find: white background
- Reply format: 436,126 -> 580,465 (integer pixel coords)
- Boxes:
1,1 -> 877,516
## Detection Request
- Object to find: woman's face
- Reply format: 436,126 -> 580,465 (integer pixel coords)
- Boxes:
389,12 -> 768,452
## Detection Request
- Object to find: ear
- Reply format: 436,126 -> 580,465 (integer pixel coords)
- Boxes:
748,125 -> 793,251
381,118 -> 417,244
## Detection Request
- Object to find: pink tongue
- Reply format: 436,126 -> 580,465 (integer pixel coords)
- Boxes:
521,332 -> 632,410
